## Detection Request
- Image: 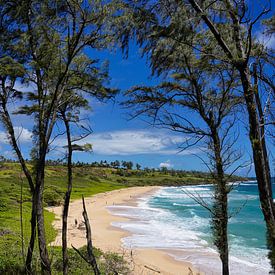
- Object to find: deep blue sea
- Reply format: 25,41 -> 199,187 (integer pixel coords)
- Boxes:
109,182 -> 272,274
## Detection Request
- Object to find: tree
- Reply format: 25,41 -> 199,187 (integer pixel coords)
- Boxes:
58,64 -> 116,275
121,161 -> 133,170
114,160 -> 120,168
136,163 -> 141,170
127,161 -> 133,170
0,0 -> 117,273
126,54 -> 242,274
117,0 -> 275,270
183,1 -> 275,270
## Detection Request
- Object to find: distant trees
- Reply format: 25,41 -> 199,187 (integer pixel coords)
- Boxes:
121,160 -> 133,170
160,167 -> 168,174
112,160 -> 121,169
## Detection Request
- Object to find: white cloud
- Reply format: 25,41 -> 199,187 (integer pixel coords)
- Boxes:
14,127 -> 32,143
86,130 -> 183,155
2,150 -> 16,159
0,127 -> 32,144
256,32 -> 275,49
159,160 -> 173,168
0,127 -> 202,157
56,129 -> 201,156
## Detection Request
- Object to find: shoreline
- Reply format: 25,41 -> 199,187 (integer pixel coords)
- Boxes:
48,186 -> 202,274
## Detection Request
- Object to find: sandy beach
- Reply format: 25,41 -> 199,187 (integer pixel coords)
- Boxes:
48,186 -> 202,275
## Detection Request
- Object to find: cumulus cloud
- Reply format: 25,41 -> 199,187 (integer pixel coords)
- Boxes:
256,32 -> 275,49
159,160 -> 173,168
0,127 -> 32,144
59,129 -> 201,156
85,130 -> 183,155
0,127 -> 202,157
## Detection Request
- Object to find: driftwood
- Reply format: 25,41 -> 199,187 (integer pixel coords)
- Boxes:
144,265 -> 161,273
72,196 -> 100,275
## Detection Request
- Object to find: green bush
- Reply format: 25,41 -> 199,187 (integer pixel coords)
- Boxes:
116,178 -> 127,184
99,251 -> 130,275
52,246 -> 129,275
44,188 -> 63,206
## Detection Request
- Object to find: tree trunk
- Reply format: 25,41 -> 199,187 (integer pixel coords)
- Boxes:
0,96 -> 36,273
211,128 -> 229,275
36,161 -> 51,274
239,67 -> 275,270
20,172 -> 25,266
253,64 -> 272,193
25,193 -> 37,274
82,196 -> 100,275
217,189 -> 229,275
62,115 -> 73,275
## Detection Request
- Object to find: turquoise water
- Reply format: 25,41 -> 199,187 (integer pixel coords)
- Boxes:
110,182 -> 271,274
150,183 -> 267,250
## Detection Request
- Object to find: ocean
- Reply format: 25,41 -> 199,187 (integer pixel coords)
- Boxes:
108,182 -> 271,274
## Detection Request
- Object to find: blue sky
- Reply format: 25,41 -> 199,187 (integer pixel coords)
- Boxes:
66,46 -> 209,171
56,44 -> 274,176
0,11 -> 274,176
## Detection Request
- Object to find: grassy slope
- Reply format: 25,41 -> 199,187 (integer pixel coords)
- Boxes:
0,163 -> 245,273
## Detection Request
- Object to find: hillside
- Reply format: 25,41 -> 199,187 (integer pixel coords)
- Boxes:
0,162 -> 246,205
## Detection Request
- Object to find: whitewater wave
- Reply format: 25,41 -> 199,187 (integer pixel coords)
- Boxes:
108,186 -> 270,275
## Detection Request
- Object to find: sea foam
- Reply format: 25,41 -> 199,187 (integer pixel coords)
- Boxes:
108,185 -> 271,274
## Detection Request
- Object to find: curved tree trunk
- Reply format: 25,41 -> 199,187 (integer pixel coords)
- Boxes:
0,91 -> 36,273
239,68 -> 275,270
82,196 -> 100,275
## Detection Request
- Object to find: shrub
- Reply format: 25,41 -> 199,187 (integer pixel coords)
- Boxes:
99,252 -> 130,275
0,199 -> 8,211
44,188 -> 63,206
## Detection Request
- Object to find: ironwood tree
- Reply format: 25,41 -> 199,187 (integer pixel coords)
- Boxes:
0,0 -> 118,273
116,0 -> 275,270
58,60 -> 116,274
125,51 -> 242,274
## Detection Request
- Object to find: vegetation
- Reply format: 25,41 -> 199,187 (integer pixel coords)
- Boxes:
0,0 -> 118,272
125,56 -> 242,274
114,1 -> 274,273
0,0 -> 273,274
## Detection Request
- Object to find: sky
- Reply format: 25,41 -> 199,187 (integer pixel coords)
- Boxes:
0,5 -> 274,176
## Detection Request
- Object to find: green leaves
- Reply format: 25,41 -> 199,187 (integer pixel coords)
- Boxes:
0,57 -> 25,78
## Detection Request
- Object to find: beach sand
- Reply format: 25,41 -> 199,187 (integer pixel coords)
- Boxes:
48,186 -> 202,275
